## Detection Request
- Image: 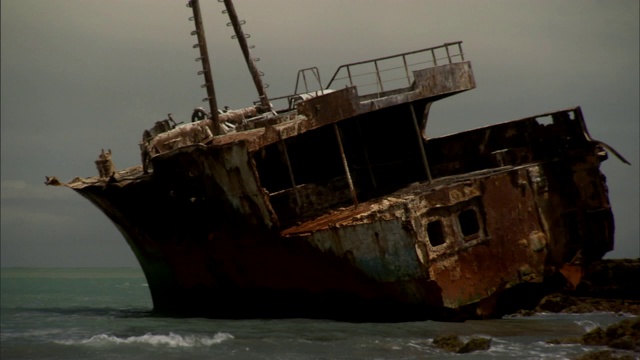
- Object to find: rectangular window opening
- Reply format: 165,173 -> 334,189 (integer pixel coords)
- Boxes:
458,208 -> 480,238
536,115 -> 553,126
427,220 -> 446,247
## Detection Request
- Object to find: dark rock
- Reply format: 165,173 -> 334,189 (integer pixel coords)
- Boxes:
582,327 -> 608,346
537,294 -> 578,313
578,259 -> 640,300
507,259 -> 640,317
608,335 -> 635,350
573,350 -> 635,360
603,318 -> 640,351
564,303 -> 597,313
457,337 -> 491,353
432,335 -> 492,353
577,318 -> 640,350
516,309 -> 537,317
605,318 -> 639,341
534,294 -> 640,316
546,311 -> 640,356
546,337 -> 581,345
432,334 -> 463,352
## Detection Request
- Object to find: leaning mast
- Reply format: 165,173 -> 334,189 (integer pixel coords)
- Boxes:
188,0 -> 220,133
221,0 -> 272,112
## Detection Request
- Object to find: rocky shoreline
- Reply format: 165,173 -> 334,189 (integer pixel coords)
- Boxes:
432,259 -> 640,357
519,258 -> 640,317
547,317 -> 639,360
525,258 -> 639,359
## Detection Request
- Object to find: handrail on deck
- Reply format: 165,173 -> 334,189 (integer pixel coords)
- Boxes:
263,42 -> 465,111
326,41 -> 464,97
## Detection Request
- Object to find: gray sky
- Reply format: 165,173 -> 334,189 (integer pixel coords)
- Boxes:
2,0 -> 638,267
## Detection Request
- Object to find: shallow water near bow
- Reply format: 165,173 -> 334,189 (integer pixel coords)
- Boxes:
1,268 -> 636,359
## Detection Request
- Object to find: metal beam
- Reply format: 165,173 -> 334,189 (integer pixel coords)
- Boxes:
189,0 -> 220,133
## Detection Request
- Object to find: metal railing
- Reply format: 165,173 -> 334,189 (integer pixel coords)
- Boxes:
258,67 -> 327,110
326,41 -> 464,98
264,42 -> 465,111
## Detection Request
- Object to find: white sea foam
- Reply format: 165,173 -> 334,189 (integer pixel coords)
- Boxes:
488,339 -> 580,359
58,332 -> 234,347
575,320 -> 600,332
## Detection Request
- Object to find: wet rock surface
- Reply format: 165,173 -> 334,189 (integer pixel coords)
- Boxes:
535,294 -> 640,315
543,258 -> 640,316
573,349 -> 637,360
457,337 -> 492,353
510,259 -> 640,317
526,259 -> 639,359
548,318 -> 639,347
432,334 -> 463,352
431,334 -> 491,353
577,259 -> 640,300
547,317 -> 640,358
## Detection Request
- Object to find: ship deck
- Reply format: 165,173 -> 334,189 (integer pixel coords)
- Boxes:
281,164 -> 520,236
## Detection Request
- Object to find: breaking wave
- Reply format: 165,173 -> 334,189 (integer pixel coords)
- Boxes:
58,332 -> 234,347
575,320 -> 600,333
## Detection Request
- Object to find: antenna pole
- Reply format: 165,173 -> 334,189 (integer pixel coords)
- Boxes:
189,0 -> 220,133
222,0 -> 272,112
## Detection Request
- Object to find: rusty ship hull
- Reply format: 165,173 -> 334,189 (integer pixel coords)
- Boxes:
56,99 -> 615,321
47,1 -> 621,321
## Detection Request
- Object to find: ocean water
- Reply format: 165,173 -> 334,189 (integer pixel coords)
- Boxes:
0,268 -> 636,360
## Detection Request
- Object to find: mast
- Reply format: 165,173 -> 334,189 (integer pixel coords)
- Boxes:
222,0 -> 272,112
188,0 -> 221,133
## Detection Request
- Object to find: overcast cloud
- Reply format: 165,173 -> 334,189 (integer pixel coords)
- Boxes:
1,0 -> 638,267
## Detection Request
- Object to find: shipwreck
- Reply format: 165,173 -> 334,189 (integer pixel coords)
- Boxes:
46,0 -> 629,321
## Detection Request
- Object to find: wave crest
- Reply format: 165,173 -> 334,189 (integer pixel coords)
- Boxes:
59,332 -> 234,347
575,320 -> 599,333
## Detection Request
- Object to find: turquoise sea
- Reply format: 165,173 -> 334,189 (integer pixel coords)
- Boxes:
0,268 -> 636,359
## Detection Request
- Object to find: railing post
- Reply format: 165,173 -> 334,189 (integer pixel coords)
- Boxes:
402,55 -> 411,86
313,68 -> 324,95
302,71 -> 309,93
445,45 -> 452,64
431,49 -> 437,66
458,42 -> 464,61
374,60 -> 383,95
